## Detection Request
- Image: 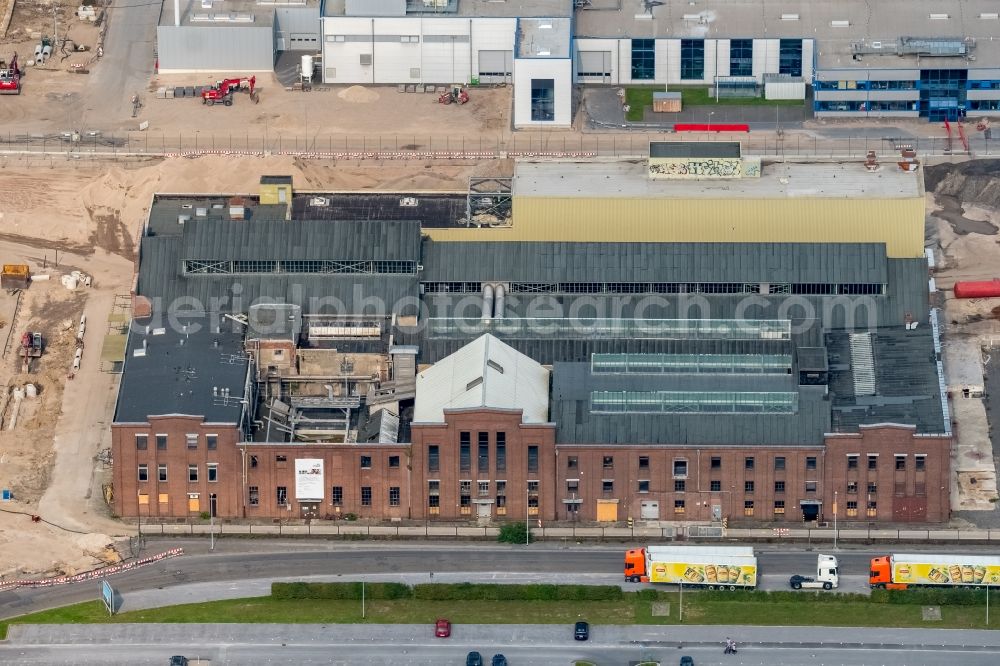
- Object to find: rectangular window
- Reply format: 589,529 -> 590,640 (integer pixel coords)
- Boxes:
530,79 -> 555,122
774,500 -> 785,515
895,455 -> 907,471
711,456 -> 721,469
567,479 -> 579,493
158,492 -> 169,504
276,486 -> 287,505
602,480 -> 614,494
158,464 -> 167,482
729,38 -> 753,76
847,481 -> 858,493
745,481 -> 755,493
249,486 -> 259,506
915,455 -> 926,471
496,432 -> 506,472
867,500 -> 877,517
846,500 -> 858,517
639,456 -> 650,469
428,445 -> 440,473
673,459 -> 688,478
631,38 -> 655,80
895,481 -> 906,496
674,499 -> 685,514
460,432 -> 471,472
207,463 -> 218,482
478,432 -> 489,473
774,457 -> 786,471
805,457 -> 817,471
681,39 -> 705,80
805,481 -> 817,492
156,434 -> 167,450
527,480 -> 539,493
186,434 -> 198,450
138,464 -> 148,482
478,481 -> 490,496
568,455 -> 578,469
332,486 -> 343,505
638,480 -> 650,493
744,500 -> 755,516
385,455 -> 399,469
779,39 -> 802,76
206,434 -> 217,450
675,479 -> 687,492
428,494 -> 440,509
847,455 -> 859,469
389,487 -> 400,506
775,481 -> 785,493
710,480 -> 721,492
603,456 -> 614,469
135,434 -> 148,450
868,455 -> 878,470
360,455 -> 372,469
276,454 -> 287,465
868,482 -> 878,493
250,455 -> 259,469
745,457 -> 755,470
361,487 -> 372,506
527,445 -> 539,473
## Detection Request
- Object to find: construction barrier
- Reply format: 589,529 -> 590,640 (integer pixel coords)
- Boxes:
0,548 -> 183,591
674,123 -> 751,133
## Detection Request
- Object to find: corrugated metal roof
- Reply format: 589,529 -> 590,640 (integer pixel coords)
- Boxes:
181,219 -> 421,261
414,334 -> 550,424
420,241 -> 889,284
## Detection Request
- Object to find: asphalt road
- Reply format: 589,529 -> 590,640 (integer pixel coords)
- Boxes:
2,540 -> 997,619
5,623 -> 1000,665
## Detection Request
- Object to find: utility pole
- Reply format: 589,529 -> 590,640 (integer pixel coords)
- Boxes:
833,490 -> 838,550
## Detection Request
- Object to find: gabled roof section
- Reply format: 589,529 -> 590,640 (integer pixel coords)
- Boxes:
414,333 -> 550,423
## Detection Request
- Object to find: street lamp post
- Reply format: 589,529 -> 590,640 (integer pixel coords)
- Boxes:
833,490 -> 838,550
526,487 -> 530,545
708,111 -> 715,135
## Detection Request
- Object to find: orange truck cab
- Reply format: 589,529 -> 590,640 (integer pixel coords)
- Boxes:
624,548 -> 649,583
869,555 -> 908,589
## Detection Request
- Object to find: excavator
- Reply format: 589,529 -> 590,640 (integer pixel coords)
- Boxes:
0,53 -> 21,95
201,75 -> 259,106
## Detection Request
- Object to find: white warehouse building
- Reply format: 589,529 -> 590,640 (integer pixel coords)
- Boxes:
321,0 -> 573,127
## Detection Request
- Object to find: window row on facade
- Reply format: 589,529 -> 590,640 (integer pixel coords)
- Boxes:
629,38 -> 802,80
135,433 -> 218,450
421,281 -> 886,295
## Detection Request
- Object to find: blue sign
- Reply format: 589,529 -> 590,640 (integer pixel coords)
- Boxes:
101,579 -> 114,616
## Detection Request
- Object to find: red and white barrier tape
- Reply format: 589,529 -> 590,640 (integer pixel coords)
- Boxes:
0,548 -> 184,592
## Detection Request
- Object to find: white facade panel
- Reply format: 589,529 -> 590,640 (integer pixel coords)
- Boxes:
801,39 -> 814,81
703,39 -> 719,85
754,39 -> 779,80
575,38 -> 620,83
715,39 -> 731,78
513,57 -> 572,128
654,39 -> 671,84
664,39 -> 681,85
157,25 -> 275,73
422,39 -> 473,83
374,40 -> 422,82
968,89 -> 1000,101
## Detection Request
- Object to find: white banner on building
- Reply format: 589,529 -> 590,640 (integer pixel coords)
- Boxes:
295,459 -> 324,501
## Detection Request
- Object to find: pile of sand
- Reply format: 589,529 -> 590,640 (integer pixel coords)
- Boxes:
337,85 -> 380,104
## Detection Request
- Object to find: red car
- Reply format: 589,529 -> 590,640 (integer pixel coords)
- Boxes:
435,618 -> 451,638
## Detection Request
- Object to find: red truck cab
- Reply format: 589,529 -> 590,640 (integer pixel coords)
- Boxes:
870,555 -> 908,589
624,548 -> 649,583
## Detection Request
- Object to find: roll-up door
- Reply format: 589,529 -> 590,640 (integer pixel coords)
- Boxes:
478,50 -> 513,83
578,51 -> 612,82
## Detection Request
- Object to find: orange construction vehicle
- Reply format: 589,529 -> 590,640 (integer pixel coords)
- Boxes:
0,53 -> 21,95
201,75 -> 258,106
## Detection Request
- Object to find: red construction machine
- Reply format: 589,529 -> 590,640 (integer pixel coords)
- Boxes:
0,53 -> 21,95
438,84 -> 469,105
201,75 -> 258,106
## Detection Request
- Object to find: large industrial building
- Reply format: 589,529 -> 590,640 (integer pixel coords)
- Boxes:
157,0 -> 1000,123
111,149 -> 952,526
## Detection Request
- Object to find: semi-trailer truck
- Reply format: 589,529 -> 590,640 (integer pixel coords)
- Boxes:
624,545 -> 758,589
870,553 -> 1000,589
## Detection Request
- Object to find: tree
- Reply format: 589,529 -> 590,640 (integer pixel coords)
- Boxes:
497,521 -> 532,544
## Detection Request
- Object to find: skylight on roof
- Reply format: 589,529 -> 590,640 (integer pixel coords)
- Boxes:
980,13 -> 999,20
781,13 -> 799,21
830,20 -> 850,28
928,13 -> 950,20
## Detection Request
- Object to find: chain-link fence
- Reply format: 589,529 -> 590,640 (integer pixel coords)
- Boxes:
0,130 -> 993,159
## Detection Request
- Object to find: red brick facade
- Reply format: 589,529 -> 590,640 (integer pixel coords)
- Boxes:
113,417 -> 949,524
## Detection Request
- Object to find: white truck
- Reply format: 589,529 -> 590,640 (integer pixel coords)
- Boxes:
788,554 -> 839,590
624,545 -> 758,589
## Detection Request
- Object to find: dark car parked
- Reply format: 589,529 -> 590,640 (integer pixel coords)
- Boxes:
574,620 -> 590,640
466,651 -> 484,666
491,655 -> 508,666
680,657 -> 695,666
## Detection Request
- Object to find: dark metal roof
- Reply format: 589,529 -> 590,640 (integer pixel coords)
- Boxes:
827,327 -> 945,434
420,242 -> 889,284
260,175 -> 293,185
650,141 -> 742,159
290,193 -> 467,227
181,218 -> 421,262
113,313 -> 249,424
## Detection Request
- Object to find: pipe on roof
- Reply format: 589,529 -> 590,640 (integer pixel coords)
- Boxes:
481,283 -> 494,321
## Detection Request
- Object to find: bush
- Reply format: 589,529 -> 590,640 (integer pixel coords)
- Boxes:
411,583 -> 623,602
343,513 -> 358,521
271,582 -> 411,600
199,512 -> 211,521
497,522 -> 531,544
870,587 -> 987,606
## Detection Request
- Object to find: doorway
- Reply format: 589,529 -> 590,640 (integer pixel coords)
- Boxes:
801,501 -> 820,522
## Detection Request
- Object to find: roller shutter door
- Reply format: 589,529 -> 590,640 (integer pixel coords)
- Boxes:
578,51 -> 611,82
478,50 -> 512,84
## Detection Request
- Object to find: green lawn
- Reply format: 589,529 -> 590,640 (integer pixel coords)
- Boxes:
624,86 -> 804,121
4,591 -> 997,639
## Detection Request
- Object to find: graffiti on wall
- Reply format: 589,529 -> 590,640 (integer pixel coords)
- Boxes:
648,157 -> 761,179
